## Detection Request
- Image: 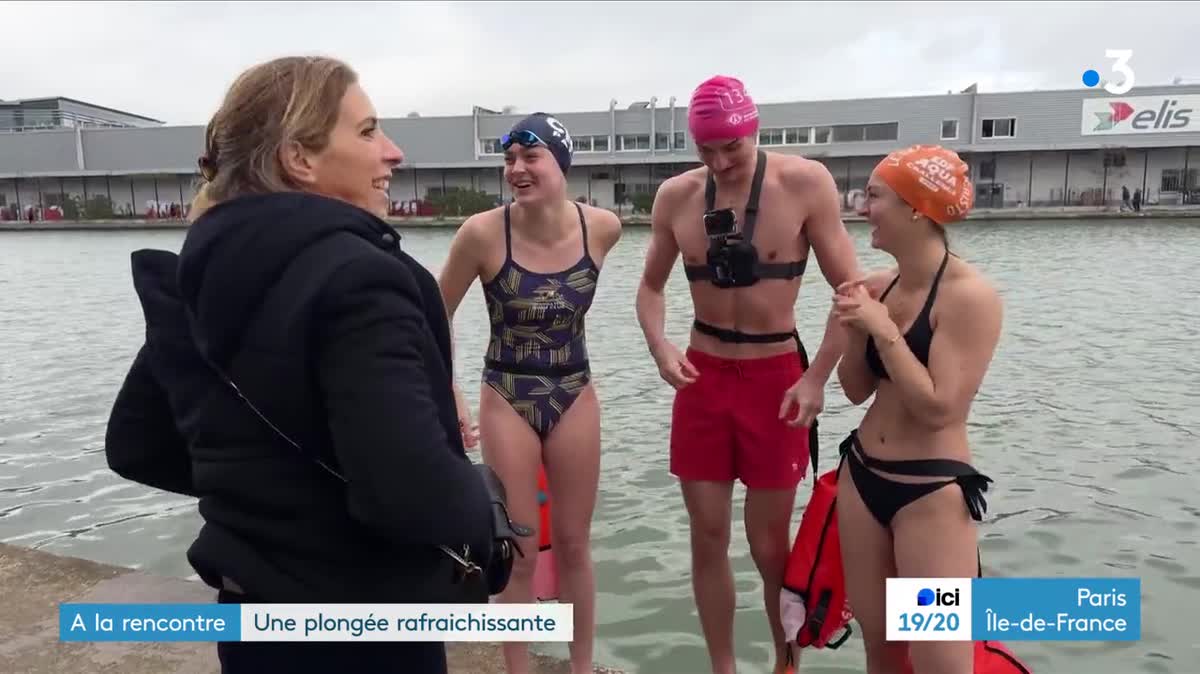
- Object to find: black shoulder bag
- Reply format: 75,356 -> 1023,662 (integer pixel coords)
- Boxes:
202,360 -> 530,602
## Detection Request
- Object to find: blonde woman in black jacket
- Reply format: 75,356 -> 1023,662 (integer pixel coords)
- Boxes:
104,56 -> 513,674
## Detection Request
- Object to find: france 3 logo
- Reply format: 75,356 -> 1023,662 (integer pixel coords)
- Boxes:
1082,49 -> 1135,95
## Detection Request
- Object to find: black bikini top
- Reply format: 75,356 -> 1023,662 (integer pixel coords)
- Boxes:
683,150 -> 808,284
864,246 -> 950,380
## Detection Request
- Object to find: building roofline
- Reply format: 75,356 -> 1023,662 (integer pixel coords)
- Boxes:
6,83 -> 1198,131
750,81 -> 1200,107
468,82 -> 1200,118
1,97 -> 165,124
18,83 -> 1192,133
0,136 -> 1193,181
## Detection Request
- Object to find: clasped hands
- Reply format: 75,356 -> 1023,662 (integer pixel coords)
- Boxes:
780,277 -> 900,429
832,278 -> 899,341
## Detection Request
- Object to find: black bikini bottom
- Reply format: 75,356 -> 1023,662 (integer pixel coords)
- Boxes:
840,429 -> 992,528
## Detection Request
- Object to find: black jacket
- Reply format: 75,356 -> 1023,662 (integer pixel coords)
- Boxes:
104,192 -> 494,603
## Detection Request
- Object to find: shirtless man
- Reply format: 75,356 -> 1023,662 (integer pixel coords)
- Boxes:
635,75 -> 862,674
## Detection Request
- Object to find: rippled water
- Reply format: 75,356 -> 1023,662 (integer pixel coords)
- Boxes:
2,219 -> 1198,674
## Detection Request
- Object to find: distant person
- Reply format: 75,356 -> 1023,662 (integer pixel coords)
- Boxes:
1122,185 -> 1131,212
437,112 -> 622,674
103,55 -> 516,674
1133,187 -> 1143,212
635,75 -> 861,674
833,145 -> 1002,674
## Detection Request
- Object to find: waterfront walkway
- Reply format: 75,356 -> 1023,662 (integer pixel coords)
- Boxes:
0,543 -> 621,674
2,204 -> 1199,231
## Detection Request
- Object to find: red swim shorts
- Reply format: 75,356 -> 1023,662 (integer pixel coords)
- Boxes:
670,347 -> 811,489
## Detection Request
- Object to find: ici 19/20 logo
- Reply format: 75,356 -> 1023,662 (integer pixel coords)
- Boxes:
917,587 -> 960,607
1082,50 -> 1135,95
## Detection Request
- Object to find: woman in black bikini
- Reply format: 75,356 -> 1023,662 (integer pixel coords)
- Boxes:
831,145 -> 1004,674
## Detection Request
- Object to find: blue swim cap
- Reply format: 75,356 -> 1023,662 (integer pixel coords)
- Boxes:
502,112 -> 574,174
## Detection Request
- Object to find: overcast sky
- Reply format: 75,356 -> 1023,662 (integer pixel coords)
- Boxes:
4,1 -> 1198,126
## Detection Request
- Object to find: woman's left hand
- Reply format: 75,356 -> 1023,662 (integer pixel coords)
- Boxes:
832,283 -> 896,338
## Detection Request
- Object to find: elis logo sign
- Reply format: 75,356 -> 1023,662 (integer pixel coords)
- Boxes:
1082,95 -> 1198,135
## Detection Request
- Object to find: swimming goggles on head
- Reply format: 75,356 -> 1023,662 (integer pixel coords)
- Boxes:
501,129 -> 548,150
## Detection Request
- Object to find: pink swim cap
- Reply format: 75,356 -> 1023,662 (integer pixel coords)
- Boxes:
688,75 -> 760,144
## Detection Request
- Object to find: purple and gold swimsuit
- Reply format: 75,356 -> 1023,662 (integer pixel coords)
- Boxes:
480,202 -> 599,439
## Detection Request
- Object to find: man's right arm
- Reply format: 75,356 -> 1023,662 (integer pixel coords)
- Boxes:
636,178 -> 681,356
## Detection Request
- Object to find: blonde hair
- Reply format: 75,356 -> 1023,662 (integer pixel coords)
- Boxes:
189,56 -> 358,220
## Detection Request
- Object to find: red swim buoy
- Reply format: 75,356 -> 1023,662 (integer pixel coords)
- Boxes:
899,640 -> 1033,674
534,464 -> 558,601
781,466 -> 854,651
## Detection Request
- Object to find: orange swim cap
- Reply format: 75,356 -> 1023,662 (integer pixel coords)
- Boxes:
874,145 -> 974,225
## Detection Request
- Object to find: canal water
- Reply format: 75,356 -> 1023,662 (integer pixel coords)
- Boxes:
1,218 -> 1197,673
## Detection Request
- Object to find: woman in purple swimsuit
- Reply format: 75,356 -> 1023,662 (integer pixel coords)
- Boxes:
438,113 -> 622,674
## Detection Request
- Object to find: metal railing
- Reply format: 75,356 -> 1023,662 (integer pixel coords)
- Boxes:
0,109 -> 145,133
